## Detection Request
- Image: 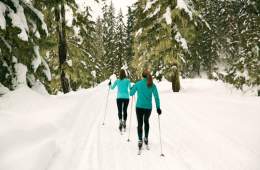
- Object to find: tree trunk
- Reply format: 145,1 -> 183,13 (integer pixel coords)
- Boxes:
55,1 -> 70,93
171,68 -> 180,92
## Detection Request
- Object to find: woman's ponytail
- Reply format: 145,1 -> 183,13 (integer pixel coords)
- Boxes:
142,69 -> 153,87
147,73 -> 153,87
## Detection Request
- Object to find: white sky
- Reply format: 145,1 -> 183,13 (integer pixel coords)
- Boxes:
76,0 -> 137,21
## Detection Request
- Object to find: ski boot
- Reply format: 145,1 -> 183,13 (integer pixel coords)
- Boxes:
137,140 -> 143,155
122,120 -> 126,131
119,120 -> 123,132
144,137 -> 150,150
144,137 -> 148,145
138,140 -> 143,149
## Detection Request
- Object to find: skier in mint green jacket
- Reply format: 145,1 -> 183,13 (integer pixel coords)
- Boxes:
130,69 -> 161,149
109,69 -> 131,131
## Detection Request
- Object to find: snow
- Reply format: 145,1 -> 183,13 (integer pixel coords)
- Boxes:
144,0 -> 157,12
0,79 -> 260,170
175,32 -> 188,50
31,81 -> 49,95
91,70 -> 96,78
32,46 -> 42,72
163,7 -> 172,25
0,83 -> 9,95
25,3 -> 48,36
14,63 -> 27,85
32,46 -> 51,81
176,0 -> 193,20
8,3 -> 29,41
135,28 -> 143,37
198,14 -> 211,30
1,1 -> 48,41
67,60 -> 73,67
12,56 -> 17,63
0,2 -> 7,29
149,6 -> 160,18
42,58 -> 51,81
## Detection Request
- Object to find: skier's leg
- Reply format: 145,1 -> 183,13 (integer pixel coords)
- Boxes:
117,99 -> 123,131
123,99 -> 129,121
116,99 -> 123,120
136,108 -> 144,141
144,109 -> 152,141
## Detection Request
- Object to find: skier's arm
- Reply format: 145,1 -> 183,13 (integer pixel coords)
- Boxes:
110,80 -> 118,90
152,85 -> 160,109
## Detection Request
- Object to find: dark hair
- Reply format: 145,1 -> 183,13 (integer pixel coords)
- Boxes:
119,69 -> 126,80
142,69 -> 153,87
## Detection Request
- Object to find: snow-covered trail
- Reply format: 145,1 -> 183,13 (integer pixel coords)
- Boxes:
49,80 -> 260,170
1,79 -> 260,170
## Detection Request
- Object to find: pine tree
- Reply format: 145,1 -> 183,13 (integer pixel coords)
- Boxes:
132,0 -> 198,92
114,9 -> 127,74
102,1 -> 117,76
126,7 -> 136,80
35,0 -> 98,93
93,17 -> 106,85
0,0 -> 48,90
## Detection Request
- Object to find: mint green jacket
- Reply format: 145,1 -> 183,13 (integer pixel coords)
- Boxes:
111,79 -> 131,99
130,79 -> 160,109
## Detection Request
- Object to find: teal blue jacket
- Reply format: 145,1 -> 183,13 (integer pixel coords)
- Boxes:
130,79 -> 160,109
111,79 -> 131,99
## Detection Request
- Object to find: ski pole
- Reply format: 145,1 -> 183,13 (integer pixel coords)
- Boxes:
127,96 -> 134,142
158,114 -> 165,157
102,81 -> 111,125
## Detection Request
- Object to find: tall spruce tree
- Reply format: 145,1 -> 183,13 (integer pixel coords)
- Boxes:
102,1 -> 117,76
114,9 -> 127,74
126,7 -> 136,80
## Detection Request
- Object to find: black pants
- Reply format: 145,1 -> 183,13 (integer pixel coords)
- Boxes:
116,99 -> 129,121
136,108 -> 152,141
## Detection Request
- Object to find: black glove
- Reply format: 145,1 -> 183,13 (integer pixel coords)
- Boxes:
108,81 -> 111,86
157,108 -> 162,115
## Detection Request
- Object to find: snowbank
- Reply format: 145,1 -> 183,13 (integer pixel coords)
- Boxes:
0,83 -> 9,96
0,86 -> 94,170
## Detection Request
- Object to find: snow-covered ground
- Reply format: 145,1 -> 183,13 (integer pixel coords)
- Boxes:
0,79 -> 260,170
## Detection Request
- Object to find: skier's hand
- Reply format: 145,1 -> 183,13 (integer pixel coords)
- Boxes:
157,108 -> 162,115
108,81 -> 111,86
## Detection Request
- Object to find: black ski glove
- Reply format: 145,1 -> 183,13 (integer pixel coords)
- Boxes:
108,81 -> 111,86
157,108 -> 162,115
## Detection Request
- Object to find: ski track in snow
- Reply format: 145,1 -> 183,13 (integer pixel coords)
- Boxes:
47,81 -> 260,170
1,80 -> 260,170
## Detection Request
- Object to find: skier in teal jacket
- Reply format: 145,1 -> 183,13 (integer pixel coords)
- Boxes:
130,69 -> 161,148
109,69 -> 131,131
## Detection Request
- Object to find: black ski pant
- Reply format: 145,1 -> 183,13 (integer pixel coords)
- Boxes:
116,98 -> 129,121
136,107 -> 152,141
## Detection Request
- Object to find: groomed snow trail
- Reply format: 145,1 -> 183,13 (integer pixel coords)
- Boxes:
48,79 -> 260,170
1,79 -> 260,170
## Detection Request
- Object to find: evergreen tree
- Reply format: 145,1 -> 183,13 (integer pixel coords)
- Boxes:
93,17 -> 106,85
126,7 -> 136,80
132,0 -> 198,92
35,0 -> 98,93
114,9 -> 127,74
0,0 -> 48,90
102,1 -> 117,76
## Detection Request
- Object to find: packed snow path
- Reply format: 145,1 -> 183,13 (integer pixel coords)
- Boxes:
1,79 -> 260,170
